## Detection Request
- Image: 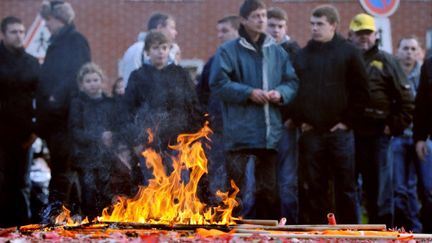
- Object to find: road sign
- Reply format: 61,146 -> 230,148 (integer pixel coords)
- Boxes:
24,15 -> 51,61
359,0 -> 400,17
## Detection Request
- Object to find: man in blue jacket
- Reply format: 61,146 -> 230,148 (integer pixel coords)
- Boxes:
209,0 -> 298,219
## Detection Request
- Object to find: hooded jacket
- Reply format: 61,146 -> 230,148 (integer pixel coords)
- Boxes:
209,26 -> 299,151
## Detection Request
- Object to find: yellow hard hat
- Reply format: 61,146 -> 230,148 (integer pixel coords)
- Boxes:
349,13 -> 376,32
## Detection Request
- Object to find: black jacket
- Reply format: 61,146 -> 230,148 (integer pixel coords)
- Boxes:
36,24 -> 91,137
355,45 -> 414,135
279,40 -> 300,121
293,34 -> 369,131
0,42 -> 39,141
68,92 -> 114,168
196,56 -> 223,134
413,57 -> 432,142
124,63 -> 203,147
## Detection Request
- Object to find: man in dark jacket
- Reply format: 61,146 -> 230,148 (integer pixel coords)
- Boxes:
413,56 -> 432,232
0,16 -> 39,227
36,0 -> 91,213
348,13 -> 414,228
293,5 -> 369,224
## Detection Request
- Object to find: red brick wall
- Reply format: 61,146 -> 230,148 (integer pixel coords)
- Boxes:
1,0 -> 431,84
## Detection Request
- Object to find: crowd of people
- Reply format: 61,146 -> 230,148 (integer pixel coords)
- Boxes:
1,0 -> 432,233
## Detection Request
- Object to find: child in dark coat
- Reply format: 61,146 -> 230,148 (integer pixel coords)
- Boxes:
124,30 -> 203,182
68,63 -> 114,218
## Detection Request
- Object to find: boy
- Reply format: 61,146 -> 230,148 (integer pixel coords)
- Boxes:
124,31 -> 202,176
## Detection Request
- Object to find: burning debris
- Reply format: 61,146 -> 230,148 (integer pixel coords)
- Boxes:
2,124 -> 432,241
46,122 -> 239,227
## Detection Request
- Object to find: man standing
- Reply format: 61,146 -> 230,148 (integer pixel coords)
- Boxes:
394,37 -> 432,233
121,13 -> 179,87
266,6 -> 300,224
196,15 -> 240,205
0,16 -> 39,227
413,58 -> 432,231
36,0 -> 91,214
210,0 -> 298,219
348,14 -> 414,228
293,5 -> 369,224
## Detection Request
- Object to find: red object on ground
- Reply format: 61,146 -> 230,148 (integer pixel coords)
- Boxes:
327,213 -> 337,225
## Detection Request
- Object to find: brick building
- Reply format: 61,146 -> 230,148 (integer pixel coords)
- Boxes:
1,0 -> 431,85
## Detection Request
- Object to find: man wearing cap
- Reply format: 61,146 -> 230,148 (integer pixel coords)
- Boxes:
36,0 -> 91,213
348,13 -> 414,227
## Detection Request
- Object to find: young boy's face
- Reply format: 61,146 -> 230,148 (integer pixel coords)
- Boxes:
80,72 -> 103,98
267,18 -> 287,43
148,43 -> 170,69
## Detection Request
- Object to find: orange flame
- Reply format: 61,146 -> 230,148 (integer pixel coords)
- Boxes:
99,122 -> 239,225
55,206 -> 89,226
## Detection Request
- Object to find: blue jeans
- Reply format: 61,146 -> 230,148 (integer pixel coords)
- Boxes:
355,133 -> 393,227
390,136 -> 432,233
277,127 -> 299,224
299,129 -> 358,224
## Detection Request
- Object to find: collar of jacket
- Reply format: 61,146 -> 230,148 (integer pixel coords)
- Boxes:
49,23 -> 75,44
238,24 -> 273,52
0,40 -> 25,58
363,43 -> 380,59
307,33 -> 344,50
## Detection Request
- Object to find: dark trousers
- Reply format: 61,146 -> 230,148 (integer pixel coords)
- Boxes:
0,139 -> 32,227
226,149 -> 279,220
299,129 -> 358,224
355,133 -> 393,227
77,166 -> 111,219
45,132 -> 80,212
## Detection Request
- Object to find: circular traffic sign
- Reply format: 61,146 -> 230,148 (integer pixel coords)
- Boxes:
359,0 -> 400,17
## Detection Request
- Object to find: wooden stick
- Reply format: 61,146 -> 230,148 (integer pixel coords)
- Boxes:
233,224 -> 387,231
235,219 -> 278,226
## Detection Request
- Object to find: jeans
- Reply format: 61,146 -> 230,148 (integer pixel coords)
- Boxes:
299,129 -> 358,224
206,133 -> 228,205
355,133 -> 393,227
277,127 -> 299,224
226,149 -> 279,220
391,136 -> 432,233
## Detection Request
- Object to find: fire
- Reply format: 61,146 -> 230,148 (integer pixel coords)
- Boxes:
95,122 -> 239,225
55,205 -> 89,226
